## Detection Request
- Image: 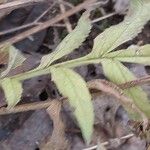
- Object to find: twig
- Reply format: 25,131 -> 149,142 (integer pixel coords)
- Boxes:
119,75 -> 150,89
0,97 -> 66,115
90,0 -> 109,7
0,2 -> 56,36
0,1 -> 116,39
92,12 -> 116,23
0,23 -> 66,36
0,0 -> 44,12
83,134 -> 134,150
0,0 -> 96,47
58,0 -> 72,33
88,79 -> 132,105
0,22 -> 40,36
60,1 -> 74,8
34,2 -> 57,22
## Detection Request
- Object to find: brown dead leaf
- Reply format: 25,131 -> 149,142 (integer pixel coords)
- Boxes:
0,47 -> 9,65
40,100 -> 69,150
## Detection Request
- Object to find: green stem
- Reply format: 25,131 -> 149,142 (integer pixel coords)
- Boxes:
11,68 -> 51,81
8,55 -> 101,81
54,56 -> 100,68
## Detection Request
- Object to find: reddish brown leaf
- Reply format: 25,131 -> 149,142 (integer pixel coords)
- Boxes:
0,51 -> 9,65
40,100 -> 69,150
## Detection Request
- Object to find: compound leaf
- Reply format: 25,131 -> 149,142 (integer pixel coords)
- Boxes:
101,59 -> 150,118
38,11 -> 91,69
1,78 -> 23,108
50,67 -> 94,143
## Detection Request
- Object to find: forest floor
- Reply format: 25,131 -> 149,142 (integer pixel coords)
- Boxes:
0,0 -> 149,150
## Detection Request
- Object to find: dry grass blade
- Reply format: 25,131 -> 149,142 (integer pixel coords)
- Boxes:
58,0 -> 72,33
0,0 -> 45,21
92,12 -> 116,23
88,79 -> 135,108
97,141 -> 107,150
119,75 -> 150,89
0,0 -> 44,12
0,0 -> 96,47
40,100 -> 69,150
0,2 -> 56,36
83,134 -> 134,150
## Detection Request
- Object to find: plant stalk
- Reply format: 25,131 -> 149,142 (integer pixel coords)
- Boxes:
7,55 -> 101,81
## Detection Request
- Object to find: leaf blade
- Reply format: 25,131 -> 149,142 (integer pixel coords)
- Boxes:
1,78 -> 23,108
38,11 -> 91,69
89,0 -> 150,57
50,67 -> 94,143
104,44 -> 150,65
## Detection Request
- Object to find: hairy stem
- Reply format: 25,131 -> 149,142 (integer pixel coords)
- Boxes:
6,55 -> 101,81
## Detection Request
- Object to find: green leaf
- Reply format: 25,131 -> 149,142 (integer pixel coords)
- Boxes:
89,0 -> 150,58
50,67 -> 94,143
37,11 -> 91,69
101,59 -> 150,118
1,78 -> 23,108
104,44 -> 150,65
1,45 -> 26,77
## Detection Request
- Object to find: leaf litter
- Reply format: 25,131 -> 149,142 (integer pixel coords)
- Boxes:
1,0 -> 149,150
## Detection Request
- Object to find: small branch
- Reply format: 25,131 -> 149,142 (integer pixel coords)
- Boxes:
60,1 -> 74,8
58,0 -> 72,33
0,2 -> 56,36
34,2 -> 57,22
0,0 -> 44,12
92,12 -> 116,23
90,0 -> 109,7
119,75 -> 150,89
0,0 -> 96,47
83,134 -> 134,150
0,22 -> 39,36
0,23 -> 66,36
0,98 -> 66,115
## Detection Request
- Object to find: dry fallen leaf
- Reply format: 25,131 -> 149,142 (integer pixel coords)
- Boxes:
40,100 -> 69,150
